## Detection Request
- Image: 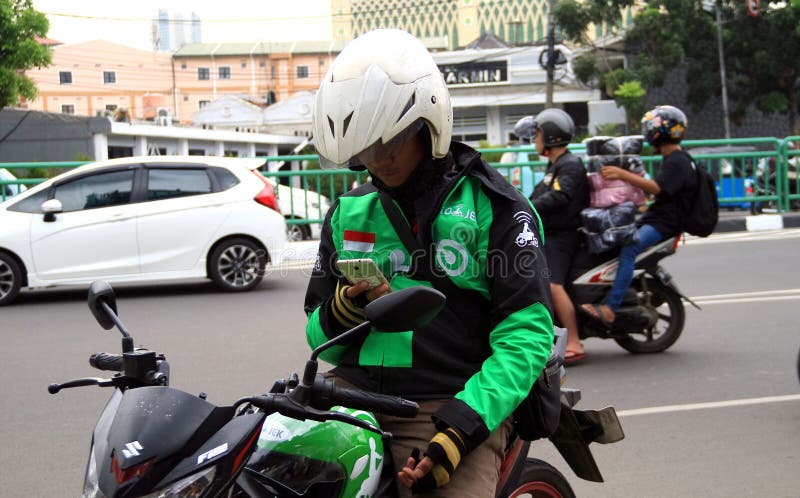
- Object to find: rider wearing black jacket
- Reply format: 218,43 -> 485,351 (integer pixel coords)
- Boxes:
527,109 -> 590,363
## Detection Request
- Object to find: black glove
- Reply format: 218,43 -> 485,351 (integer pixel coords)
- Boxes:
329,280 -> 365,329
411,427 -> 468,494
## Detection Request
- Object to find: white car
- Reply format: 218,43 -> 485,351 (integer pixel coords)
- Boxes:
0,156 -> 287,305
266,178 -> 331,241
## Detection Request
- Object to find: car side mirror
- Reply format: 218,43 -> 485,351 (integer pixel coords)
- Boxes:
41,199 -> 63,222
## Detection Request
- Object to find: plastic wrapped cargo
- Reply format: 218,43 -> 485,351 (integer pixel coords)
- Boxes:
581,224 -> 640,254
580,202 -> 637,233
583,135 -> 645,156
587,172 -> 647,207
586,155 -> 645,173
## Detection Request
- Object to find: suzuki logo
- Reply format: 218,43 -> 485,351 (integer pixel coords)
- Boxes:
122,441 -> 143,459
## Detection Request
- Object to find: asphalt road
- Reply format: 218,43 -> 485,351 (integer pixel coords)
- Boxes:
1,230 -> 799,497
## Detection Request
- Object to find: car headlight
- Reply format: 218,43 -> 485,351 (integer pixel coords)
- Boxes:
141,466 -> 216,498
83,446 -> 106,498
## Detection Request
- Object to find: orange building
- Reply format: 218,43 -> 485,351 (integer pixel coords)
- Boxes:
22,39 -> 346,125
23,40 -> 174,120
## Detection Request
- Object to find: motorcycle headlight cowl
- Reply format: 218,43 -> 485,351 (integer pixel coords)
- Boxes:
141,466 -> 216,498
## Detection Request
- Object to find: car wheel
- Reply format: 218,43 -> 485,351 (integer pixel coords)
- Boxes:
286,223 -> 310,242
208,238 -> 266,292
0,253 -> 22,306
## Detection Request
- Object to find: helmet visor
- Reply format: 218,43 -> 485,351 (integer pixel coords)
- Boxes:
317,120 -> 425,170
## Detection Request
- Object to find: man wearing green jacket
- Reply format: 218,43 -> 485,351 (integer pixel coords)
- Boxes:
304,28 -> 554,497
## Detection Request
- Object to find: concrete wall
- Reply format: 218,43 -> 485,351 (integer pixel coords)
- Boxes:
0,109 -> 110,162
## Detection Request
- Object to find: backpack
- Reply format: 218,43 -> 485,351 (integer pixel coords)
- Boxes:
683,163 -> 719,237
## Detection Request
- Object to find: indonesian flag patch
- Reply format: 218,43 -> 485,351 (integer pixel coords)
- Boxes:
343,230 -> 375,252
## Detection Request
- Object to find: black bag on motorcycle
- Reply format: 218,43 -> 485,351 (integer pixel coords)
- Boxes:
512,351 -> 562,441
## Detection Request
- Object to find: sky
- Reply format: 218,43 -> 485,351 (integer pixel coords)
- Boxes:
33,0 -> 333,50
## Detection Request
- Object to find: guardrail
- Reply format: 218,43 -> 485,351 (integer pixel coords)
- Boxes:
0,138 -> 795,230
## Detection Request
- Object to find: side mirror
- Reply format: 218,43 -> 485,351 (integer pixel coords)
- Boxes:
41,199 -> 63,222
513,115 -> 537,142
365,286 -> 446,332
87,281 -> 118,331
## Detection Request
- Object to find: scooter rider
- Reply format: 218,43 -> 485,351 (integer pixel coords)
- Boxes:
582,105 -> 697,326
528,109 -> 590,363
304,29 -> 554,497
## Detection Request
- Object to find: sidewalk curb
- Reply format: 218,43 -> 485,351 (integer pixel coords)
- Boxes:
715,212 -> 800,233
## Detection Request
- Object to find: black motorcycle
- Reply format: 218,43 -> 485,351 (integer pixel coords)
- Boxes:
569,236 -> 698,353
50,282 -> 624,497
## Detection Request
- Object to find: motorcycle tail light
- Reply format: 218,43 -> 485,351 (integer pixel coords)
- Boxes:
111,451 -> 154,484
672,235 -> 681,251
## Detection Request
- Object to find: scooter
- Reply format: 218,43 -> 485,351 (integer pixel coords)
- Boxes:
569,235 -> 699,353
50,281 -> 624,497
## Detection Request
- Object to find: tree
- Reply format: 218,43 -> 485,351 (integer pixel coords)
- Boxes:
555,0 -> 800,134
0,0 -> 51,108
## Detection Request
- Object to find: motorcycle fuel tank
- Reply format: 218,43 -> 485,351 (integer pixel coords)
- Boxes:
244,407 -> 385,498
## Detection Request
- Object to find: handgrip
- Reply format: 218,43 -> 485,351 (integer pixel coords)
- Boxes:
310,376 -> 419,418
332,386 -> 419,418
89,352 -> 123,372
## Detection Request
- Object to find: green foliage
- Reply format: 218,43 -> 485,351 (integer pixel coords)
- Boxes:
573,53 -> 599,85
554,0 -> 800,133
0,0 -> 51,107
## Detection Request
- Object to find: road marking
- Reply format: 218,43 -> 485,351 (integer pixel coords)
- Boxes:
694,295 -> 800,305
690,288 -> 800,305
617,394 -> 800,417
692,288 -> 800,300
684,228 -> 800,245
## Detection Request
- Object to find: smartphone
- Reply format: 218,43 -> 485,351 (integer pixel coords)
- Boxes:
336,258 -> 390,290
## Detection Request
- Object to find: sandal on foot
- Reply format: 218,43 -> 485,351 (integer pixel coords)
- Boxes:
580,303 -> 614,329
564,349 -> 589,365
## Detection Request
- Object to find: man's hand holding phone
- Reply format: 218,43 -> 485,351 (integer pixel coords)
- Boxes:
336,258 -> 392,302
345,279 -> 391,302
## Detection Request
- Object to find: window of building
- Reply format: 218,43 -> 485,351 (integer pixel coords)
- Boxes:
296,66 -> 309,79
107,146 -> 133,159
188,149 -> 206,156
103,71 -> 116,84
105,104 -> 117,111
181,63 -> 187,69
259,60 -> 266,68
59,71 -> 72,84
198,100 -> 210,109
146,168 -> 212,201
270,66 -> 276,79
219,66 -> 231,79
198,67 -> 210,80
61,104 -> 75,114
183,95 -> 189,102
241,61 -> 247,68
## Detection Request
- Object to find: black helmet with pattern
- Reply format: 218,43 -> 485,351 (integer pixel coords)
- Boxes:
641,105 -> 687,146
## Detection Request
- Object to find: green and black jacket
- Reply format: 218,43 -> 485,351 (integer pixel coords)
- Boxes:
304,142 -> 554,449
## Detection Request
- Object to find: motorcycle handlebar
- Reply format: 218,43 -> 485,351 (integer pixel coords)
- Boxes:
89,352 -> 124,372
311,376 -> 419,418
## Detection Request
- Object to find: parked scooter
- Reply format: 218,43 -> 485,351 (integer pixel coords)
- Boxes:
569,236 -> 698,353
50,281 -> 624,497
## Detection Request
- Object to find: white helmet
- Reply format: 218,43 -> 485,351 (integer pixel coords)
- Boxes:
313,29 -> 452,169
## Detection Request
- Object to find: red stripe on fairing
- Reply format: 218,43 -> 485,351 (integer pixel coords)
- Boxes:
232,423 -> 263,476
343,230 -> 376,243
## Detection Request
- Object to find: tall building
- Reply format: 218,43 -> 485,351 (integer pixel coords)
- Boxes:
152,10 -> 203,52
156,9 -> 171,51
331,0 -> 631,50
191,12 -> 202,44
